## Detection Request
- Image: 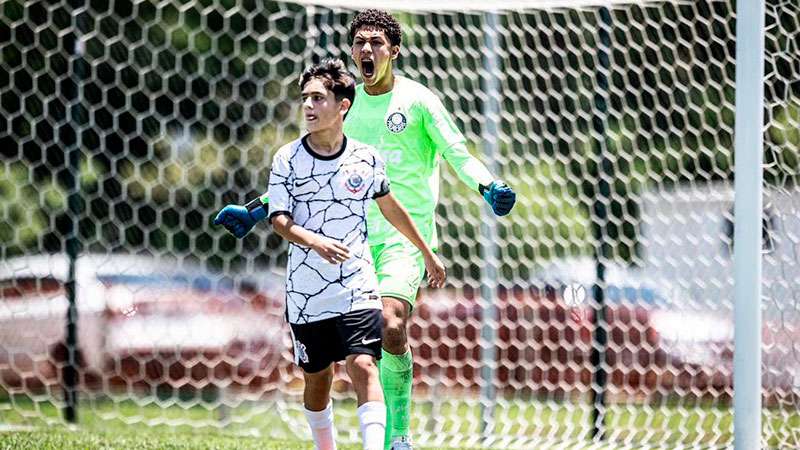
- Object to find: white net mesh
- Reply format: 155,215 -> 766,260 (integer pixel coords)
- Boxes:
1,0 -> 799,448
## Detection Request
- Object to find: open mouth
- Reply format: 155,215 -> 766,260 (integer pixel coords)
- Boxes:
361,60 -> 375,78
305,114 -> 317,122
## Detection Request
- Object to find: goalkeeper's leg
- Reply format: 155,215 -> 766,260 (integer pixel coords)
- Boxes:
371,240 -> 425,449
381,297 -> 414,449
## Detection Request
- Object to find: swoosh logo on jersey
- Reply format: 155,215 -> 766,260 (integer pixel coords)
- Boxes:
361,337 -> 380,345
293,179 -> 317,196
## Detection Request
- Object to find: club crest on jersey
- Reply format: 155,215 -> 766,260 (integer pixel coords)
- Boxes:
344,168 -> 367,193
386,111 -> 407,133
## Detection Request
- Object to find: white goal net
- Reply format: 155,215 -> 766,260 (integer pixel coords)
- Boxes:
1,0 -> 798,448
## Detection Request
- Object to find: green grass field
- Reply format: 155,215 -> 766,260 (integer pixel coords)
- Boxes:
1,394 -> 798,449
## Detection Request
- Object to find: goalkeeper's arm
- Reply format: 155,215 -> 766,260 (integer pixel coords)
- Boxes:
422,92 -> 517,216
213,193 -> 268,238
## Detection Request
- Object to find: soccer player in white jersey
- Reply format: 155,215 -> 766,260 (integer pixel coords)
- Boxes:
215,59 -> 445,450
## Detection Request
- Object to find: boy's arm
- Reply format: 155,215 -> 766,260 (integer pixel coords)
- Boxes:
263,147 -> 350,264
375,193 -> 446,288
270,214 -> 351,264
421,94 -> 517,216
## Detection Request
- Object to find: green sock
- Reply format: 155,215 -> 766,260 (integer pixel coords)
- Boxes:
377,357 -> 392,449
380,349 -> 413,447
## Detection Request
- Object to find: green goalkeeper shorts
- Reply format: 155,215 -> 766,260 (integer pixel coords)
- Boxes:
370,239 -> 426,308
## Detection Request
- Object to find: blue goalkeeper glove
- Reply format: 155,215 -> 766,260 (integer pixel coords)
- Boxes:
481,181 -> 516,216
213,199 -> 268,238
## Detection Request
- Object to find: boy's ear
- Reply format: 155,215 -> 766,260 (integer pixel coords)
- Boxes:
390,45 -> 400,60
340,98 -> 352,115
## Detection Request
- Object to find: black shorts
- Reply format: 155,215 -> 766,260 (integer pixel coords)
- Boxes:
289,308 -> 383,373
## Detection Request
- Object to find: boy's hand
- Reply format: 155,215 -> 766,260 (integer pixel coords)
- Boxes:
311,237 -> 351,264
214,205 -> 259,238
482,181 -> 516,216
424,253 -> 446,288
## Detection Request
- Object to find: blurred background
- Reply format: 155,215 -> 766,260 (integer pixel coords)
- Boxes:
1,0 -> 799,448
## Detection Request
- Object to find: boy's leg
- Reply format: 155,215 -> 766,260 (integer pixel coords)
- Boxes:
346,353 -> 385,450
371,241 -> 425,449
303,365 -> 337,450
338,308 -> 386,450
291,318 -> 343,450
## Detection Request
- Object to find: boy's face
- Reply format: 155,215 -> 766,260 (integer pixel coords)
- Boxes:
301,78 -> 349,132
351,26 -> 399,88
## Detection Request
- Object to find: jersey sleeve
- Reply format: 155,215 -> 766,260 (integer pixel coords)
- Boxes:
267,149 -> 293,221
421,91 -> 494,191
371,150 -> 390,199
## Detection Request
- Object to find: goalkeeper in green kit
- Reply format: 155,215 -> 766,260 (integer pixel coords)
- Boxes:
345,10 -> 515,449
215,9 -> 515,449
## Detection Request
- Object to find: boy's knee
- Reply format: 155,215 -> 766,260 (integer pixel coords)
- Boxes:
381,297 -> 410,351
304,365 -> 333,387
382,321 -> 407,351
347,354 -> 377,380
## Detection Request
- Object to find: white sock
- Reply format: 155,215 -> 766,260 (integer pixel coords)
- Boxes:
357,401 -> 386,450
304,402 -> 337,450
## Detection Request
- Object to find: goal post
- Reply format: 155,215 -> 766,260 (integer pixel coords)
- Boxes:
733,0 -> 765,448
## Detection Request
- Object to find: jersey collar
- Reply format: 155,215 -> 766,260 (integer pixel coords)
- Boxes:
301,134 -> 348,161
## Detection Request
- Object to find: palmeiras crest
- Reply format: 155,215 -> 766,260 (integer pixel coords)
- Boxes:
386,111 -> 407,133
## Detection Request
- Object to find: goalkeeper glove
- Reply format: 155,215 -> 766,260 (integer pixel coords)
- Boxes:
213,197 -> 268,238
480,181 -> 516,216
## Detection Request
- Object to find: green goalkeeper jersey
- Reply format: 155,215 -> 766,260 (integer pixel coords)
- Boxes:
344,76 -> 494,248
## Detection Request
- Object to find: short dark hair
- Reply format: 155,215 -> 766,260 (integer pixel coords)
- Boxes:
299,58 -> 356,109
349,9 -> 402,47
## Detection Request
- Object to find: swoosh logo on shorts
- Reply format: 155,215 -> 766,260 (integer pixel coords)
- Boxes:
361,337 -> 380,345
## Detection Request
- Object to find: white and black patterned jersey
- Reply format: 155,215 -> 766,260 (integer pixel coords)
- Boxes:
267,135 -> 390,324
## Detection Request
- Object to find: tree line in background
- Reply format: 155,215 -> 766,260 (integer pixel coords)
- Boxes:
1,0 -> 798,281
